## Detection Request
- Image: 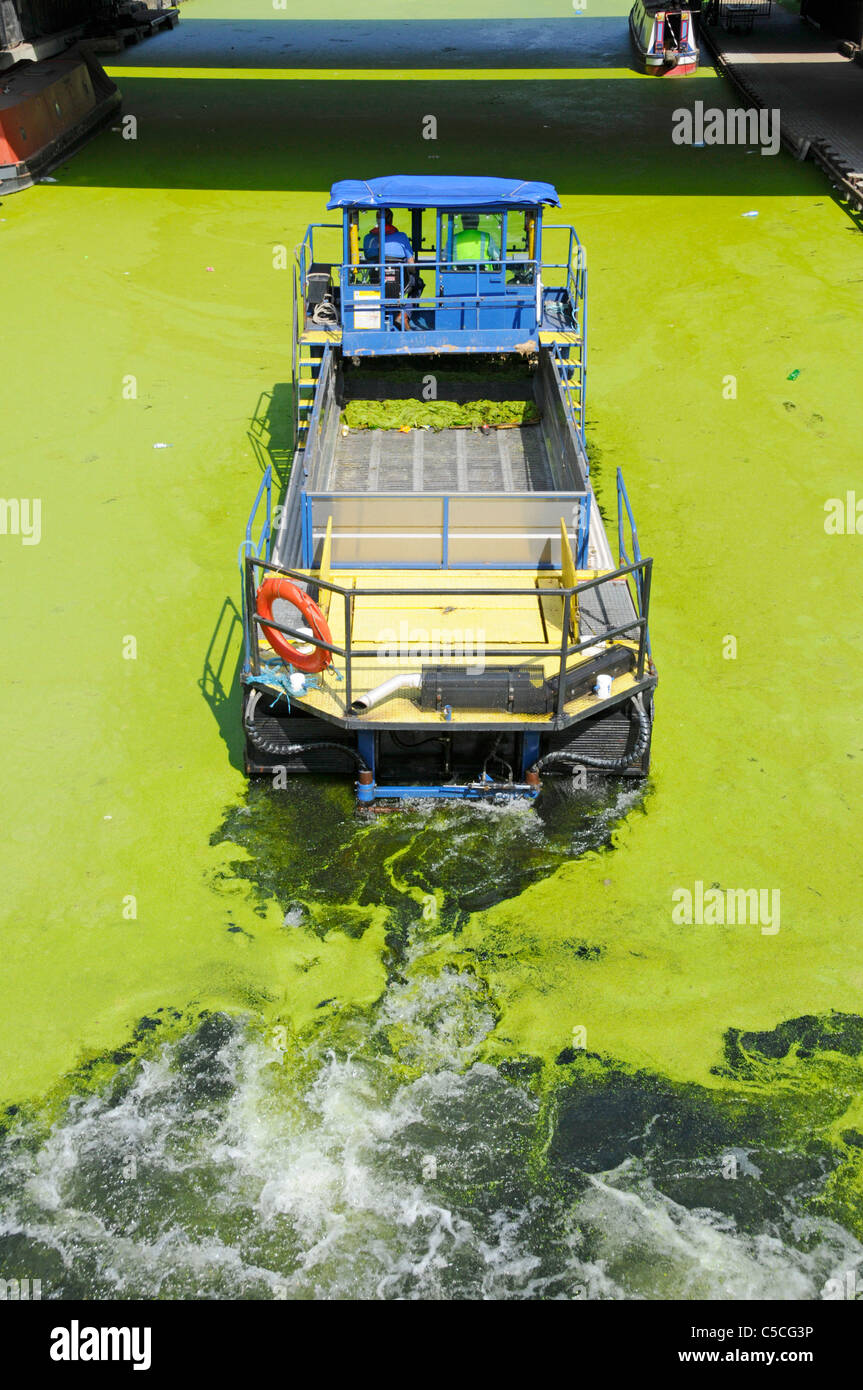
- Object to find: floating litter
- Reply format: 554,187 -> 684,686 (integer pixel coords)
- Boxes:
741,210 -> 759,218
787,369 -> 801,380
153,442 -> 172,449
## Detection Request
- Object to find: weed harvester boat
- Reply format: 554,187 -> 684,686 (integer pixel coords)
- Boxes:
239,176 -> 657,804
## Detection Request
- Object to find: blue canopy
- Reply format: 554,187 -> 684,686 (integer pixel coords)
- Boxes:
327,176 -> 560,212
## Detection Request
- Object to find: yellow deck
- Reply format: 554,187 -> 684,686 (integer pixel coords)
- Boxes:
299,328 -> 342,345
256,567 -> 641,725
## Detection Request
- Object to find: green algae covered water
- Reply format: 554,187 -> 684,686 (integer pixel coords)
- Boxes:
2,0 -> 863,1299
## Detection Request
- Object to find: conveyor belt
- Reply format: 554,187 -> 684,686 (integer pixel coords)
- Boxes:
326,425 -> 554,492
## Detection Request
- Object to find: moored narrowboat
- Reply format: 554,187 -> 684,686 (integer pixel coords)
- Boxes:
0,51 -> 119,193
629,0 -> 701,74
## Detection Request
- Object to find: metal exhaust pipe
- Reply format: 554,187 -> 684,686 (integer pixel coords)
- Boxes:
351,673 -> 422,714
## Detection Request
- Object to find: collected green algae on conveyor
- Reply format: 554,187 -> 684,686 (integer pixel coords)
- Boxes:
341,398 -> 540,430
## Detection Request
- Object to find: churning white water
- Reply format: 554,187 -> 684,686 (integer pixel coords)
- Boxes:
1,785 -> 859,1300
2,961 -> 860,1299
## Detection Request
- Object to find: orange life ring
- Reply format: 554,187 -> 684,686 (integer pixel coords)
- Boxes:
255,577 -> 333,674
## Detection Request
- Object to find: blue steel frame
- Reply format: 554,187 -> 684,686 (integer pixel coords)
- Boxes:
295,212 -> 584,358
357,779 -> 540,803
338,206 -> 545,286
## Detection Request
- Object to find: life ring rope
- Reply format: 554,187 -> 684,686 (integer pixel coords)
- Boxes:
255,577 -> 333,674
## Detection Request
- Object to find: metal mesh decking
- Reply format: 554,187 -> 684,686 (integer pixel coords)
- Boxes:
325,425 -> 555,493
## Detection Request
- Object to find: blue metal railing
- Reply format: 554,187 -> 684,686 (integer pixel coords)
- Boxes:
617,467 -> 652,658
339,257 -> 540,334
295,222 -> 342,289
297,343 -> 333,479
301,489 -> 592,570
295,222 -> 585,345
536,226 -> 587,443
239,464 -> 273,671
543,223 -> 585,309
581,266 -> 588,421
240,464 -> 272,567
542,225 -> 587,426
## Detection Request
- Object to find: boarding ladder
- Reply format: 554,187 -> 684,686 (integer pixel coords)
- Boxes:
291,261 -> 324,450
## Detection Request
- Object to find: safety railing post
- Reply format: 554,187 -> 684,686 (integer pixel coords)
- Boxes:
244,556 -> 259,676
246,463 -> 273,557
580,265 -> 587,431
343,589 -> 353,713
301,493 -> 311,567
556,591 -> 572,722
264,467 -> 272,561
577,491 -> 591,568
638,558 -> 652,668
291,266 -> 299,449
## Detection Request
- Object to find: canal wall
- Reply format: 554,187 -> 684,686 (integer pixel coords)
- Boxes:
702,7 -> 863,213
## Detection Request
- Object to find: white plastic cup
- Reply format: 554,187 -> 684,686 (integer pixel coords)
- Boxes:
595,673 -> 613,700
289,672 -> 306,694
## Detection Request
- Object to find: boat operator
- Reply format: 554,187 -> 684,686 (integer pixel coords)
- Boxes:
453,213 -> 500,271
363,209 -> 418,330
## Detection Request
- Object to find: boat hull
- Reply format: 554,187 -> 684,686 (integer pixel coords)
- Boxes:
0,53 -> 120,194
628,11 -> 700,74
